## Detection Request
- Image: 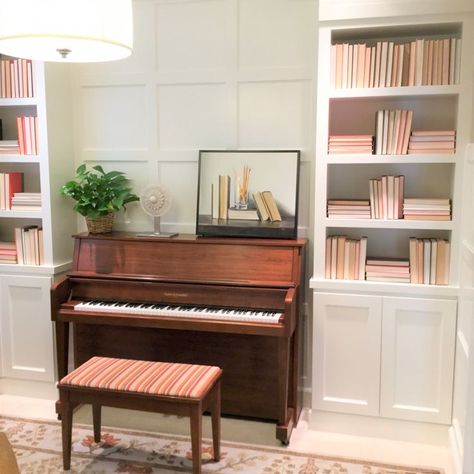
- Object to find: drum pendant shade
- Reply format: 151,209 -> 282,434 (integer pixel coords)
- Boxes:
0,0 -> 133,62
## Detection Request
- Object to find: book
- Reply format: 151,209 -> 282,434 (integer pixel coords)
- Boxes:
261,191 -> 282,222
253,191 -> 270,221
218,175 -> 230,220
227,208 -> 259,220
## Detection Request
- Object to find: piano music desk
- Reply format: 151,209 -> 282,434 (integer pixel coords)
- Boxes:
51,233 -> 306,444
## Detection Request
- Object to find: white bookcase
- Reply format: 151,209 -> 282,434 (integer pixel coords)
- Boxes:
311,14 -> 473,425
0,60 -> 75,393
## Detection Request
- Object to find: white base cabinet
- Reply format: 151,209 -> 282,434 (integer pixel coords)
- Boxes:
313,292 -> 457,424
0,274 -> 55,383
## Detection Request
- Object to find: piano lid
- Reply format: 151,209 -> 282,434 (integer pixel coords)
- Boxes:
71,232 -> 306,287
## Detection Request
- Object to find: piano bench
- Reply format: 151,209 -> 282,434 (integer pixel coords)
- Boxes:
58,356 -> 222,474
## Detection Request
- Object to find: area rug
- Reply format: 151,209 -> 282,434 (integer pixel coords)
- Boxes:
0,415 -> 441,474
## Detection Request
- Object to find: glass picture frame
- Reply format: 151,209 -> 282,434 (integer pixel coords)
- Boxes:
196,150 -> 300,239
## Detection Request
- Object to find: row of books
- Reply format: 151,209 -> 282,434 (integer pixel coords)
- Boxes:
325,235 -> 368,280
11,192 -> 42,211
409,237 -> 450,285
365,258 -> 410,283
17,116 -> 39,155
0,172 -> 23,210
0,58 -> 34,98
403,198 -> 451,221
327,199 -> 371,219
369,175 -> 404,220
325,235 -> 450,285
375,109 -> 413,155
14,225 -> 44,266
328,135 -> 373,154
408,130 -> 456,154
331,37 -> 461,89
0,241 -> 16,264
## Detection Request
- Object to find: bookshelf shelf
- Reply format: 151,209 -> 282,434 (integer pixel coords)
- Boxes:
0,210 -> 43,219
329,84 -> 461,99
325,218 -> 454,230
0,155 -> 41,163
0,97 -> 38,107
326,153 -> 457,164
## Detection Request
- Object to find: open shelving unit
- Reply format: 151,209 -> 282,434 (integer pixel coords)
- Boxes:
310,14 -> 473,425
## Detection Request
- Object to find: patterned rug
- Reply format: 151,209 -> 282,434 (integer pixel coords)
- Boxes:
0,415 -> 441,474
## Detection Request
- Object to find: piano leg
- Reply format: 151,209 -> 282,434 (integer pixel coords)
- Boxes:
276,336 -> 292,444
54,321 -> 70,420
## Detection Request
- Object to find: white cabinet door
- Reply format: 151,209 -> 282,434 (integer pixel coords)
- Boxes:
313,292 -> 382,416
380,297 -> 456,424
0,275 -> 55,382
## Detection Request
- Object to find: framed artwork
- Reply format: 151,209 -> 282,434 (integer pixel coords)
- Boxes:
196,150 -> 300,239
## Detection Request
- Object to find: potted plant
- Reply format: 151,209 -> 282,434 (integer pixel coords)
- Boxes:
61,164 -> 139,233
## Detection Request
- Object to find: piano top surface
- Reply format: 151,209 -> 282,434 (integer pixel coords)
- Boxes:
71,233 -> 306,287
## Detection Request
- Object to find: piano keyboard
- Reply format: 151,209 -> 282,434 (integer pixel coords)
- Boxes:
74,300 -> 283,323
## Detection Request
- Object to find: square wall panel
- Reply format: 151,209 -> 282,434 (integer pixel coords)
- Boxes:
156,1 -> 228,71
238,81 -> 311,148
239,0 -> 316,69
80,85 -> 149,149
158,83 -> 229,149
158,161 -> 199,226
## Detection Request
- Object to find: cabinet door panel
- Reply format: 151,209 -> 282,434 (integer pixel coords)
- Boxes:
380,297 -> 456,424
313,292 -> 382,416
0,275 -> 54,382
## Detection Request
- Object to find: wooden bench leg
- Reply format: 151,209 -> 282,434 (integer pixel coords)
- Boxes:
60,390 -> 73,471
211,380 -> 221,462
92,404 -> 101,443
190,404 -> 202,474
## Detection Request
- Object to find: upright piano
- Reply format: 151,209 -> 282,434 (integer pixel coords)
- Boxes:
51,233 -> 306,443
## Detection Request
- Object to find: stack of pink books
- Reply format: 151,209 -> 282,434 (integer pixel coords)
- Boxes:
325,235 -> 367,280
403,198 -> 451,220
0,241 -> 17,264
328,135 -> 373,154
365,258 -> 410,283
409,238 -> 450,285
327,199 -> 371,219
408,130 -> 456,154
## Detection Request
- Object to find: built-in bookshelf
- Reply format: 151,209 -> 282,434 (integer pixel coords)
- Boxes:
310,15 -> 473,425
0,56 -> 74,271
312,19 -> 472,292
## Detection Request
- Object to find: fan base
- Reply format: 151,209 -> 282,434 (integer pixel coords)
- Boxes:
136,232 -> 178,238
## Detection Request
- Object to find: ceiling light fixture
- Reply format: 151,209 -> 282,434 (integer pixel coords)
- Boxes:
0,0 -> 133,63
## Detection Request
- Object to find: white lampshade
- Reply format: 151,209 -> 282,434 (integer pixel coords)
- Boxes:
0,0 -> 133,62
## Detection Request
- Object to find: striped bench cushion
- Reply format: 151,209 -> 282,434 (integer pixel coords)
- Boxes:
59,357 -> 222,399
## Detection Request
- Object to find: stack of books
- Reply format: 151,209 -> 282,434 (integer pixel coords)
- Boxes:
331,37 -> 461,89
365,258 -> 410,283
408,130 -> 456,154
327,135 -> 374,154
0,241 -> 17,264
11,192 -> 42,211
14,225 -> 43,265
369,175 -> 404,219
409,238 -> 450,285
17,116 -> 39,155
325,235 -> 367,280
327,199 -> 371,219
0,140 -> 20,155
0,172 -> 23,210
403,198 -> 451,221
375,109 -> 413,155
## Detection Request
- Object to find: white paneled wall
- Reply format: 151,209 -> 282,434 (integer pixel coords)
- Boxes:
68,0 -> 317,390
70,0 -> 317,237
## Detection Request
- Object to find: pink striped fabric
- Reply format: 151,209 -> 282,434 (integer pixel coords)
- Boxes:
59,357 -> 222,399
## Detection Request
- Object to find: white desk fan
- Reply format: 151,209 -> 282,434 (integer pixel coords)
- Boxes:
136,184 -> 177,238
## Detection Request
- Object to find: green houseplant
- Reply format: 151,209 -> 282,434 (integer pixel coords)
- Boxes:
61,164 -> 139,233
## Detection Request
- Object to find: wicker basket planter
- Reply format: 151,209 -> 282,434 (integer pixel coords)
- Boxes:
85,213 -> 115,234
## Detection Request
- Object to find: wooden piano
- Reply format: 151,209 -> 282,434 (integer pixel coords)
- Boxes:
51,232 -> 306,444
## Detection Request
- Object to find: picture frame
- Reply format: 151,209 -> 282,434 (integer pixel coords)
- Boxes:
196,150 -> 300,239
